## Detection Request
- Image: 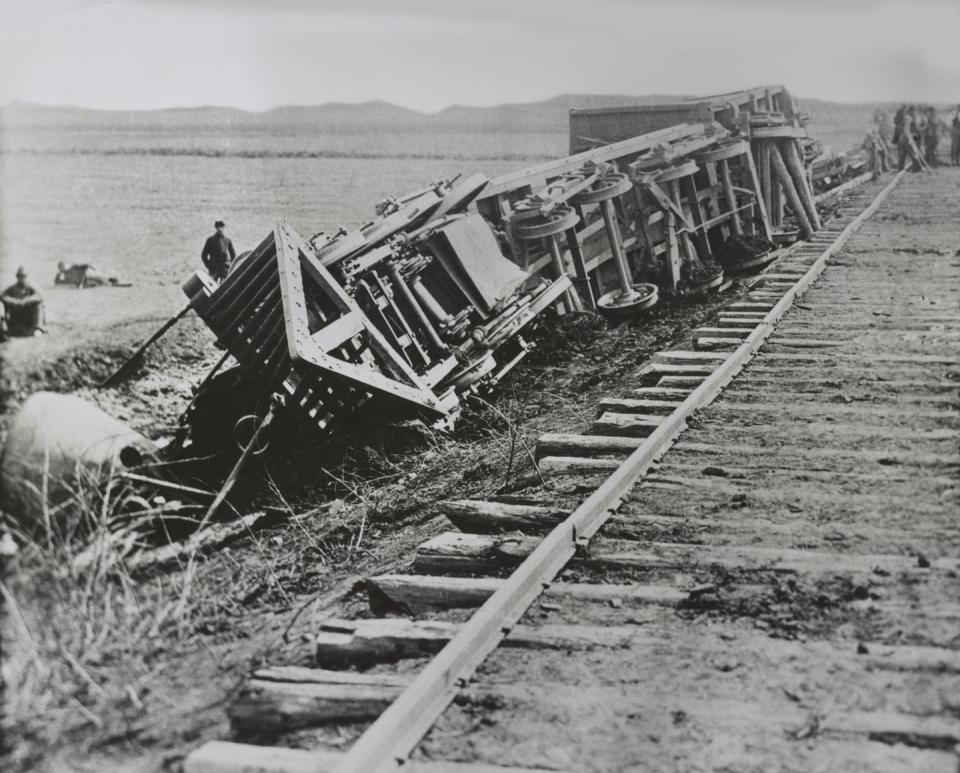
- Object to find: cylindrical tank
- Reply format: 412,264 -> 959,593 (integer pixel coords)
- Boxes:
0,392 -> 158,539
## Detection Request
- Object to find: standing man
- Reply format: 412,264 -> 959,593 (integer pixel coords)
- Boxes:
891,103 -> 906,166
1,267 -> 45,338
201,220 -> 236,282
923,106 -> 940,167
951,104 -> 960,166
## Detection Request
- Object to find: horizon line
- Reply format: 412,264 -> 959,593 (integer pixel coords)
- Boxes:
1,92 -> 939,116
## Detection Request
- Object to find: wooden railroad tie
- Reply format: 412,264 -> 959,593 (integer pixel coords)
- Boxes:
411,532 -> 960,577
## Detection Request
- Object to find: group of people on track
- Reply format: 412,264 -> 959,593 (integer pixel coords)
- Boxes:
869,103 -> 960,172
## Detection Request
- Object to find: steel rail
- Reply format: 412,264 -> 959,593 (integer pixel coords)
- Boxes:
329,170 -> 908,773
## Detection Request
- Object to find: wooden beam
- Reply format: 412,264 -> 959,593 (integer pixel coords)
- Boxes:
366,574 -> 690,614
596,397 -> 683,415
439,499 -> 569,533
538,456 -> 622,476
229,668 -> 408,733
185,743 -> 565,773
480,123 -> 710,198
767,143 -> 814,238
314,618 -> 653,667
591,412 -> 664,437
535,432 -> 643,459
412,532 -> 957,577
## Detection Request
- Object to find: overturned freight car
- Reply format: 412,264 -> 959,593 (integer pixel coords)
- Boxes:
174,175 -> 571,452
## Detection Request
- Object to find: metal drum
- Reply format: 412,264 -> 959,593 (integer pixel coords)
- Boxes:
0,392 -> 158,538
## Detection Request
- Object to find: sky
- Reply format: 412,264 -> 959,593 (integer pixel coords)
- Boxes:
0,0 -> 958,112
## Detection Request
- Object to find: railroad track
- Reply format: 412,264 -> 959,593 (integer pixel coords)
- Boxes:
185,169 -> 960,773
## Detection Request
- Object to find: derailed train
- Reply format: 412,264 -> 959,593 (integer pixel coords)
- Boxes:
3,84 -> 861,534
174,173 -> 573,452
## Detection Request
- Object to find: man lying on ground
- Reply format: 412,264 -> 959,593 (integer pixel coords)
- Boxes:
55,262 -> 128,288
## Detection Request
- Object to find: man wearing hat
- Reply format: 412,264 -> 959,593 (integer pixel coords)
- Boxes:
201,220 -> 236,281
1,266 -> 45,338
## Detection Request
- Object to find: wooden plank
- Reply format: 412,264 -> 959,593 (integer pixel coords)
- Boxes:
656,375 -> 707,387
535,432 -> 643,459
821,711 -> 960,749
366,574 -> 690,614
412,532 -> 536,574
700,401 -> 957,423
441,499 -> 727,538
765,337 -> 843,348
314,618 -> 652,667
671,440 -> 959,468
638,362 -> 717,379
694,338 -> 741,351
758,352 -> 958,365
862,644 -> 960,674
74,510 -> 277,575
596,397 -> 683,416
229,668 -> 408,732
726,302 -> 776,312
412,532 -> 957,577
440,499 -> 569,533
650,350 -> 729,365
480,123 -> 706,197
185,742 -> 565,773
758,272 -> 806,280
630,387 -> 694,399
716,317 -> 765,328
591,412 -> 663,437
538,456 -> 622,476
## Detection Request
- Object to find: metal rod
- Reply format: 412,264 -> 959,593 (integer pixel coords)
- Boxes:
99,303 -> 192,388
200,395 -> 281,525
385,261 -> 446,354
599,199 -> 633,296
409,277 -> 453,326
547,236 -> 583,311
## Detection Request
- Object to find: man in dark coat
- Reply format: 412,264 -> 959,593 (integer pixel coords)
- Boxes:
951,104 -> 960,166
201,220 -> 236,281
1,266 -> 44,338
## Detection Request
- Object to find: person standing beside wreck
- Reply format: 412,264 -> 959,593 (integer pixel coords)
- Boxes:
951,104 -> 960,166
1,267 -> 45,338
922,106 -> 940,167
201,220 -> 236,281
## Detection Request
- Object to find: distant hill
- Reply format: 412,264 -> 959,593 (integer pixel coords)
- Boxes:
2,93 -> 939,152
0,94 -> 693,134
